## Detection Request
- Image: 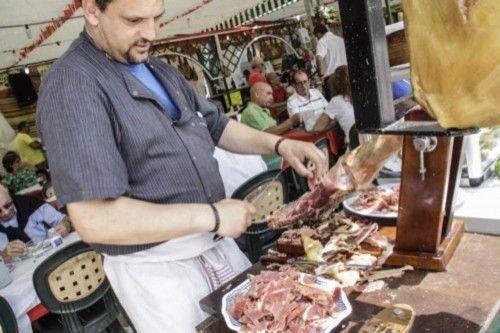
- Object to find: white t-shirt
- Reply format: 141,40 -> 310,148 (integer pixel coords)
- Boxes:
316,32 -> 348,77
287,88 -> 328,117
287,89 -> 328,131
324,95 -> 355,141
213,147 -> 267,197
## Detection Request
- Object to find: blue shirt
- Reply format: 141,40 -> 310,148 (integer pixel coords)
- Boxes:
392,80 -> 412,100
0,204 -> 65,250
117,62 -> 181,120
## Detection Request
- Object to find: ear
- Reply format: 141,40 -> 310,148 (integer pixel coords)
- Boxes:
82,0 -> 101,27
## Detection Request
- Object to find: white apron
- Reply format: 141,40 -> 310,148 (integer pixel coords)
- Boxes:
103,233 -> 250,333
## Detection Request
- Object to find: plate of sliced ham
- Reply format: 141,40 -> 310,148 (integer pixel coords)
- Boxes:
342,183 -> 400,221
222,270 -> 351,332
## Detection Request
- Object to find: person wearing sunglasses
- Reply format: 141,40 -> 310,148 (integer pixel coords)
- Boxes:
0,184 -> 71,262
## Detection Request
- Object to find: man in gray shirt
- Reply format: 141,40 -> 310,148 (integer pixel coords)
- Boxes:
36,0 -> 325,331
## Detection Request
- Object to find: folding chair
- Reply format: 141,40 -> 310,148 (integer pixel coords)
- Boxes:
232,169 -> 289,263
33,241 -> 125,333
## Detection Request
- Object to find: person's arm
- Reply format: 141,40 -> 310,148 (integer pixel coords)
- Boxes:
28,140 -> 43,150
53,216 -> 72,237
20,134 -> 43,150
316,40 -> 327,78
0,240 -> 26,262
265,113 -> 301,135
218,119 -> 326,179
68,198 -> 255,245
312,113 -> 336,133
316,55 -> 325,78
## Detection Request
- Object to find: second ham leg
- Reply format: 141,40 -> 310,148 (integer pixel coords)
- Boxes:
268,135 -> 402,229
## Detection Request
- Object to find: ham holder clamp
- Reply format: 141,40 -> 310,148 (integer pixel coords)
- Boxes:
338,0 -> 478,271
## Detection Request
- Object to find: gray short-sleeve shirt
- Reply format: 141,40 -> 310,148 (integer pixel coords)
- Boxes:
36,30 -> 229,255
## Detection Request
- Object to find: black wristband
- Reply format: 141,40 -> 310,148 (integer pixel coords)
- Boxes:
208,204 -> 220,233
274,137 -> 286,156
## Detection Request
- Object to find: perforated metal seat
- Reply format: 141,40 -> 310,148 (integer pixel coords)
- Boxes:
33,241 -> 125,333
232,169 -> 289,263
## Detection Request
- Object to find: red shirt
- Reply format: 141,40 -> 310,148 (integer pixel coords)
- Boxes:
248,70 -> 267,87
272,86 -> 287,103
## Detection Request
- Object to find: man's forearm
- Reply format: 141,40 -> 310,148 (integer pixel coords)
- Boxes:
67,197 -> 215,245
316,56 -> 324,77
218,120 -> 281,155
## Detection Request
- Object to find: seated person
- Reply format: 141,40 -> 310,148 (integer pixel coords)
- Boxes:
287,70 -> 328,119
14,121 -> 48,173
1,151 -> 38,193
266,72 -> 289,121
241,82 -> 301,135
313,65 -> 355,144
0,184 -> 71,262
248,58 -> 268,87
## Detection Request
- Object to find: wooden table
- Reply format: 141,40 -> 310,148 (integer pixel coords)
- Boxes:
197,233 -> 500,332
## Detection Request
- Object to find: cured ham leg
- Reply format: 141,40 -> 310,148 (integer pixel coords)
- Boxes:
268,135 -> 402,229
404,0 -> 500,128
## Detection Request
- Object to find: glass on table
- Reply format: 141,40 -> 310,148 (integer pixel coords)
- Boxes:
24,240 -> 45,258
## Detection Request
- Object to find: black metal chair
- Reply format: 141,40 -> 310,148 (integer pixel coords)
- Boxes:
232,169 -> 289,263
32,241 -> 125,333
0,296 -> 18,333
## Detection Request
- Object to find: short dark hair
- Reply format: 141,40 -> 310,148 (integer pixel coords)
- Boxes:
2,151 -> 20,173
313,24 -> 328,36
95,0 -> 113,11
17,121 -> 28,132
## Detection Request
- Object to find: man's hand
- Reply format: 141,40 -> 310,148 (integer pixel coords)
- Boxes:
288,113 -> 302,128
54,217 -> 71,237
2,240 -> 26,262
278,139 -> 327,181
213,199 -> 256,238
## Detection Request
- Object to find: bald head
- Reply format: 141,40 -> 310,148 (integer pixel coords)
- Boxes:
250,82 -> 274,108
0,184 -> 14,221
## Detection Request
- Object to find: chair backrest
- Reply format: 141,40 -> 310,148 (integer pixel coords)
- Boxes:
232,169 -> 289,224
33,241 -> 109,314
0,296 -> 18,333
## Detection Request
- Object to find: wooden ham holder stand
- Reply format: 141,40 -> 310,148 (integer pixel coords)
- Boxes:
338,0 -> 479,271
382,111 -> 465,271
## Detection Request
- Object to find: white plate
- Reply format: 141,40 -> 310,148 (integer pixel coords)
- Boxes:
221,273 -> 352,332
344,184 -> 466,220
343,183 -> 399,220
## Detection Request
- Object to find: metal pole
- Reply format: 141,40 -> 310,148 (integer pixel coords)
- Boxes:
385,0 -> 394,24
338,0 -> 395,131
214,34 -> 233,110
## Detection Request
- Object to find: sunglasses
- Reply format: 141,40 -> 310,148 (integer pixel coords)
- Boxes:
0,201 -> 14,213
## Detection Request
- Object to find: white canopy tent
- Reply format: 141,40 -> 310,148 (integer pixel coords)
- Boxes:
0,0 -> 310,70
